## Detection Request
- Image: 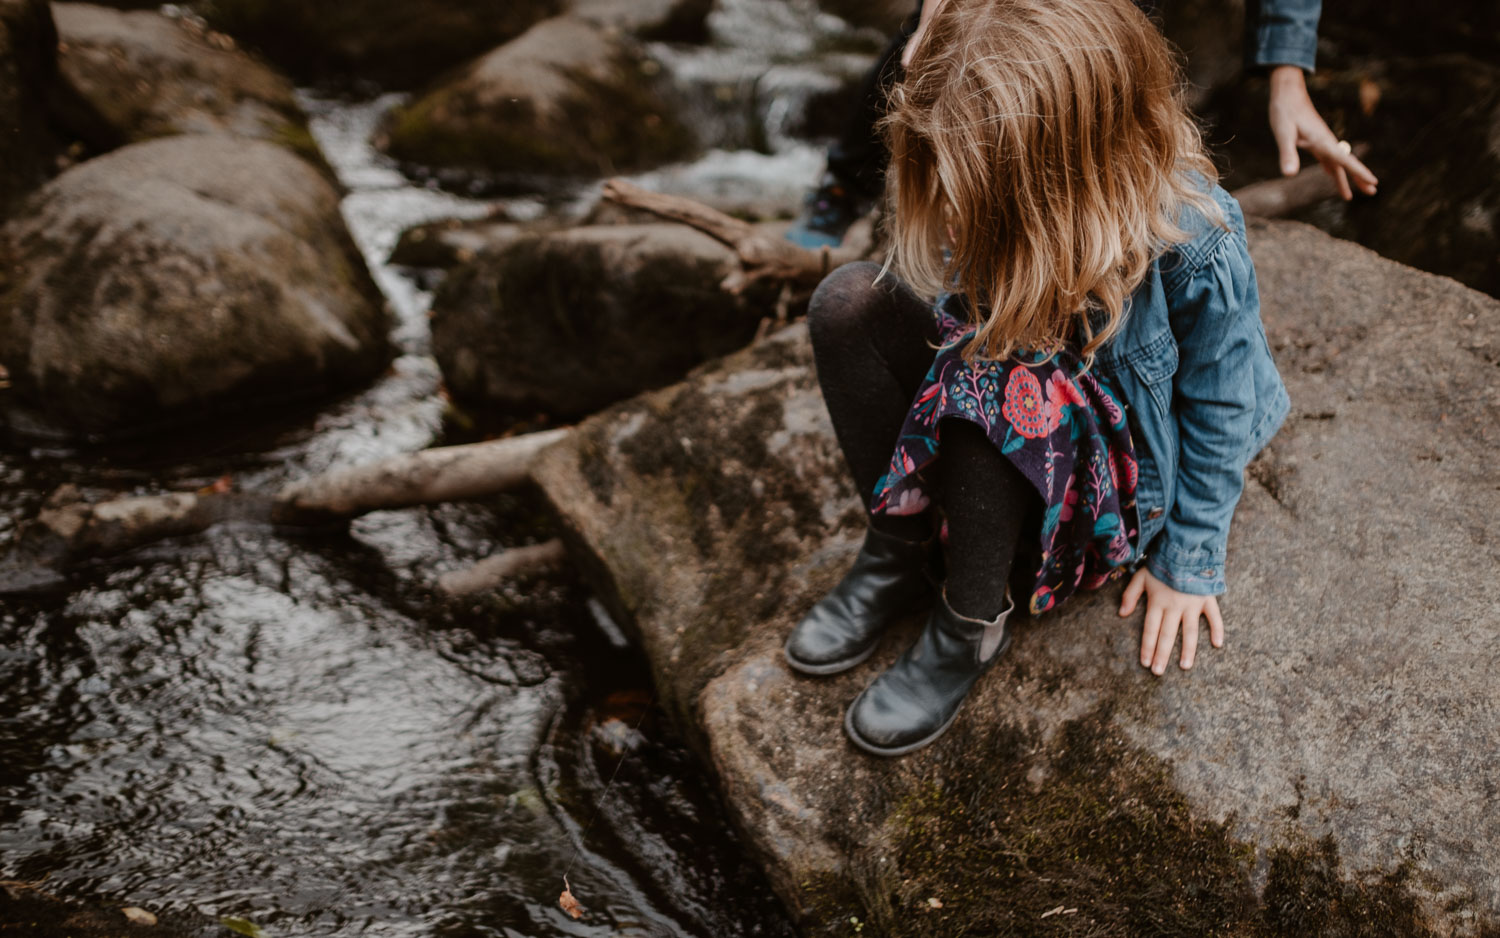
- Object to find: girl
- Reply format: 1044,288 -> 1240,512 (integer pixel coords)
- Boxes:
784,0 -> 1289,756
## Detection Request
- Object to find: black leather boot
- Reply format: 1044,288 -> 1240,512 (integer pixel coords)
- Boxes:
784,522 -> 936,675
844,588 -> 1014,756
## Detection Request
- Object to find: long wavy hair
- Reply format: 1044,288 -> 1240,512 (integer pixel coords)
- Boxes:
882,0 -> 1224,364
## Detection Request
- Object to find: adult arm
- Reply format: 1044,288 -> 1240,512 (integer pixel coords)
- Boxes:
1249,0 -> 1379,196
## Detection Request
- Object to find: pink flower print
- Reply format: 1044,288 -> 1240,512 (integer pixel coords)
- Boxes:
1110,450 -> 1138,494
1084,374 -> 1123,427
886,487 -> 932,517
1030,585 -> 1056,615
1002,367 -> 1049,438
1058,475 -> 1079,523
1044,371 -> 1085,431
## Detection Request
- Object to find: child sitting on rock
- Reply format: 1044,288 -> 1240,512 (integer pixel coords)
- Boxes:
786,0 -> 1289,756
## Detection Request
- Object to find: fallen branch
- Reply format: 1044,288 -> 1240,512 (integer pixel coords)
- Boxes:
1230,143 -> 1371,218
436,538 -> 568,596
600,178 -> 872,293
3,428 -> 573,582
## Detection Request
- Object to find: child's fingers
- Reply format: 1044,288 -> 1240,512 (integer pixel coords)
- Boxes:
1180,611 -> 1199,669
1140,603 -> 1163,667
1119,568 -> 1146,616
1151,610 -> 1181,676
1206,599 -> 1225,649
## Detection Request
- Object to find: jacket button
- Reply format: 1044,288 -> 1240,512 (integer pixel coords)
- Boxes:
1146,507 -> 1164,520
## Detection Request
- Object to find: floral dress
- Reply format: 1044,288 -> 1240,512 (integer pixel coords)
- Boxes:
870,299 -> 1140,616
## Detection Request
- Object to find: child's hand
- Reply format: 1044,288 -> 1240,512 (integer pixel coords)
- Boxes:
1117,568 -> 1223,675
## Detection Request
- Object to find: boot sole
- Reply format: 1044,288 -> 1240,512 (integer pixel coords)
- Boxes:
841,632 -> 1012,757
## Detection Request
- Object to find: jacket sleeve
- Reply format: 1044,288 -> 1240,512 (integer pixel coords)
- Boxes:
1245,0 -> 1320,72
1146,205 -> 1261,596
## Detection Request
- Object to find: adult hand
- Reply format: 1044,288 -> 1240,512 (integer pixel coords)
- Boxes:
1268,65 -> 1378,200
1118,567 -> 1224,675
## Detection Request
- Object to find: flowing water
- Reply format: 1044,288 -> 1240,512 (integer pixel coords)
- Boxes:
0,5 -> 883,931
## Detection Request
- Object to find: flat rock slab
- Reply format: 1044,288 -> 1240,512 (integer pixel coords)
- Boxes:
535,218 -> 1500,936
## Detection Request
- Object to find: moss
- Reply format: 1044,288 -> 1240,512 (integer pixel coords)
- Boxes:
1261,837 -> 1430,938
869,702 -> 1461,938
268,118 -> 324,168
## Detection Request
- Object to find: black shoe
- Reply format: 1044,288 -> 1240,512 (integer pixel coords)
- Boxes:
784,523 -> 936,675
785,173 -> 866,248
844,588 -> 1014,757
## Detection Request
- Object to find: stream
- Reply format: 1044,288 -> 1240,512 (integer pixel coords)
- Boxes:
0,4 -> 884,929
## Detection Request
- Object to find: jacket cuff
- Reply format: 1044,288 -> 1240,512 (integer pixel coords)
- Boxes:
1145,543 -> 1227,596
1249,25 -> 1318,72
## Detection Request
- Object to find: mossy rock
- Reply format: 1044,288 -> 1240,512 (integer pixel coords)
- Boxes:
47,3 -> 316,159
531,220 -> 1500,933
378,16 -> 696,184
194,0 -> 561,91
430,222 -> 777,420
0,134 -> 391,439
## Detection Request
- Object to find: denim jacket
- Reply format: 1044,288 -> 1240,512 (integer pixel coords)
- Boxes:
1090,186 -> 1289,596
1247,0 -> 1321,72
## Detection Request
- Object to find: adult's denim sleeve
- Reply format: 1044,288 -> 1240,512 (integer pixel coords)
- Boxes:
1148,215 -> 1261,596
1246,0 -> 1320,72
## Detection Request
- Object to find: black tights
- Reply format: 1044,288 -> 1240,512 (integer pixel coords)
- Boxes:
808,262 -> 1039,621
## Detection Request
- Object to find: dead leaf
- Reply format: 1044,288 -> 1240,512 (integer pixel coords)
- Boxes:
197,474 -> 233,495
559,876 -> 584,920
1041,905 -> 1065,919
926,897 -> 943,909
1359,78 -> 1381,116
122,906 -> 158,926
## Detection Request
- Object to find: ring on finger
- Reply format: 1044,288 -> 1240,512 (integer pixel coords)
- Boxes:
1337,139 -> 1353,154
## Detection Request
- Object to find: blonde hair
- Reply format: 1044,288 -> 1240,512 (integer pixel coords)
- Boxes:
882,0 -> 1224,364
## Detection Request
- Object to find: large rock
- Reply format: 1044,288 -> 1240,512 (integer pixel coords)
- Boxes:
532,219 -> 1500,935
0,0 -> 62,218
0,134 -> 391,438
46,3 -> 316,159
377,17 -> 694,184
431,223 -> 777,420
566,0 -> 711,42
194,0 -> 560,91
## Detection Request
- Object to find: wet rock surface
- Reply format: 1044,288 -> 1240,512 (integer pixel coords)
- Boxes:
193,0 -> 561,91
431,222 -> 778,420
533,220 -> 1500,935
46,2 -> 314,157
377,17 -> 695,186
0,0 -> 63,217
0,134 -> 390,439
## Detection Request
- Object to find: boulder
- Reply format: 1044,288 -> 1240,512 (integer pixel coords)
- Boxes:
566,0 -> 711,42
46,2 -> 316,160
431,222 -> 778,420
194,0 -> 560,91
388,214 -> 528,270
0,134 -> 391,439
0,0 -> 63,218
377,17 -> 695,184
532,219 -> 1500,935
